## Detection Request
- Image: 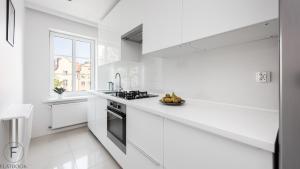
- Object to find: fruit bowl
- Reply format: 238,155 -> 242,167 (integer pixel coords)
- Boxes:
160,92 -> 185,106
160,99 -> 186,106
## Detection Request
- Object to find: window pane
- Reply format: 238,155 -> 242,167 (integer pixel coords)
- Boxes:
53,56 -> 73,92
53,36 -> 72,56
76,41 -> 91,59
75,41 -> 91,91
53,36 -> 73,92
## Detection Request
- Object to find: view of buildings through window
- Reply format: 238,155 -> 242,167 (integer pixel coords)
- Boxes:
52,33 -> 94,92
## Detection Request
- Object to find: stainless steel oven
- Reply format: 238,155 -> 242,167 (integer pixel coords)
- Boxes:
107,100 -> 126,153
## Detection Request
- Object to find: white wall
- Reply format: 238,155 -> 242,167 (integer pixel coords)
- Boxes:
23,9 -> 98,138
98,37 -> 279,110
147,38 -> 279,110
0,0 -> 25,163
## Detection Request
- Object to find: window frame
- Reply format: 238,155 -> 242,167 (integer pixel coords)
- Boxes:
49,31 -> 96,96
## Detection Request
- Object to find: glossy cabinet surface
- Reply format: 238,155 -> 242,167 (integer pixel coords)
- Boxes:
98,24 -> 122,66
126,143 -> 163,169
126,106 -> 164,168
87,96 -> 96,134
87,96 -> 107,143
143,0 -> 182,54
182,0 -> 278,43
163,119 -> 273,169
100,0 -> 278,55
95,96 -> 107,142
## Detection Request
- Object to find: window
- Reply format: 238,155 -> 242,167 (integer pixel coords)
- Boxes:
62,80 -> 68,87
50,31 -> 95,93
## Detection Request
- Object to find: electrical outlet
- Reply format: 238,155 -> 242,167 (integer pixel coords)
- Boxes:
256,72 -> 271,83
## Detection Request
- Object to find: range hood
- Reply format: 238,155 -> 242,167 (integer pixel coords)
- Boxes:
122,25 -> 143,44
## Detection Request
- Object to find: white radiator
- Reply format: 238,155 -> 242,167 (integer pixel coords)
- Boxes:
51,101 -> 87,129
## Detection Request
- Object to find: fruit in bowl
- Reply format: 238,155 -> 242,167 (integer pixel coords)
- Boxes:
160,92 -> 184,105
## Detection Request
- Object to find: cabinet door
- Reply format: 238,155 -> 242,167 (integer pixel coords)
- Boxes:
95,96 -> 107,142
164,119 -> 273,169
126,143 -> 163,169
143,0 -> 182,54
182,0 -> 278,43
98,25 -> 122,66
127,107 -> 164,166
87,96 -> 96,134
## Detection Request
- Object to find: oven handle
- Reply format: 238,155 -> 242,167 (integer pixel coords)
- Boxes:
107,109 -> 124,119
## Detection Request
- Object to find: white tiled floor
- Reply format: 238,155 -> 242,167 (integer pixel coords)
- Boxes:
26,127 -> 121,169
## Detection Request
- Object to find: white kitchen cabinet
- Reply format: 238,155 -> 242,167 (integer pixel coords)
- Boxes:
126,107 -> 164,168
182,0 -> 278,43
126,143 -> 163,169
87,96 -> 96,134
98,25 -> 122,66
94,96 -> 107,143
99,0 -> 144,65
143,0 -> 182,54
164,119 -> 274,169
87,95 -> 107,144
101,0 -> 143,36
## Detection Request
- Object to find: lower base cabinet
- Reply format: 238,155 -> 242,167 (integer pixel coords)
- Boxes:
163,119 -> 274,169
89,97 -> 274,169
126,142 -> 163,169
87,96 -> 96,134
95,96 -> 107,142
126,107 -> 164,169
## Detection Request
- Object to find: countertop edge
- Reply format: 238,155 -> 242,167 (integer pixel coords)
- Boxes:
0,104 -> 34,120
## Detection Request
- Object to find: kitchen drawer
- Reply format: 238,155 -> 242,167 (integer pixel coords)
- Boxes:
127,107 -> 164,165
126,141 -> 163,169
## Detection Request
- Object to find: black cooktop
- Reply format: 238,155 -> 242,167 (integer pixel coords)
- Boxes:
111,91 -> 158,100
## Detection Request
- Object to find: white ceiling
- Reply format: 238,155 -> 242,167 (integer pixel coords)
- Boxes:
25,0 -> 120,26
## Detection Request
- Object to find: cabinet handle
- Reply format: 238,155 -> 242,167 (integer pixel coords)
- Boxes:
128,139 -> 161,166
107,110 -> 123,119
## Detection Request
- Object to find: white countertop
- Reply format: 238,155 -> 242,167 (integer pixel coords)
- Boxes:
44,96 -> 89,105
0,104 -> 34,120
91,91 -> 279,153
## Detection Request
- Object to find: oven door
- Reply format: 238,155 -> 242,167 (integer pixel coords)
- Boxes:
107,107 -> 126,153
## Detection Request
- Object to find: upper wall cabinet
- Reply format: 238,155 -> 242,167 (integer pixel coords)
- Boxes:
98,25 -> 122,66
100,0 -> 278,56
99,0 -> 144,65
182,0 -> 278,43
143,0 -> 182,54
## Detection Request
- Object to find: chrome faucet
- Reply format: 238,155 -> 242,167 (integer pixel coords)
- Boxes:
115,73 -> 123,92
